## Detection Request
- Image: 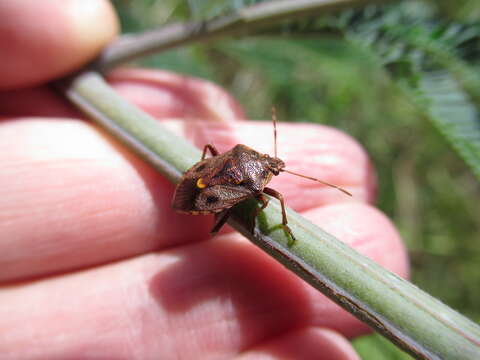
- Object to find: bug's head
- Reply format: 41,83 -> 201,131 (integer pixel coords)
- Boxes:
264,155 -> 285,176
266,107 -> 351,196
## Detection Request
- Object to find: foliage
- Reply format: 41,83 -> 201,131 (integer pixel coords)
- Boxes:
112,0 -> 480,358
354,333 -> 414,360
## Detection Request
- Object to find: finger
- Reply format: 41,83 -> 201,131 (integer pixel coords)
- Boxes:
107,68 -> 246,122
238,327 -> 360,360
0,202 -> 406,358
296,202 -> 409,337
0,112 -> 373,282
211,203 -> 408,340
0,118 -> 212,283
0,86 -> 81,118
1,67 -> 373,206
0,68 -> 245,119
107,69 -> 375,205
0,0 -> 118,89
0,71 -> 247,282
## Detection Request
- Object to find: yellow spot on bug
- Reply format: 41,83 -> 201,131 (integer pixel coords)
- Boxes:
196,178 -> 207,189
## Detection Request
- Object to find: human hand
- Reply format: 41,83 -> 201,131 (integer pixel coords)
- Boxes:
0,1 -> 409,359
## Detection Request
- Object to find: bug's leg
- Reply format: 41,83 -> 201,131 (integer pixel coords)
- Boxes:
210,209 -> 231,235
263,187 -> 296,246
201,144 -> 219,160
250,194 -> 270,234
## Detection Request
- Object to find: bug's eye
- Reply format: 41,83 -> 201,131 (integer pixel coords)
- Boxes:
206,195 -> 218,204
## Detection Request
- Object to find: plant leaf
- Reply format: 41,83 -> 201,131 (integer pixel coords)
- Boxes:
418,71 -> 480,179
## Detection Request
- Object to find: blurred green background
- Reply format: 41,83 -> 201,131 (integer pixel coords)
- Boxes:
111,1 -> 480,358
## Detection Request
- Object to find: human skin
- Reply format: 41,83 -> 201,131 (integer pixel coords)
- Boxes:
0,1 -> 408,359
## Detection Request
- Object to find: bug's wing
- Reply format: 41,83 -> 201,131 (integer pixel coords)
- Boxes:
194,184 -> 254,213
172,151 -> 241,213
172,155 -> 222,212
172,177 -> 199,213
172,181 -> 253,214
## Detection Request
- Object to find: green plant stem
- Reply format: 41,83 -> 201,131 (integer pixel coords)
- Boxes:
58,71 -> 480,360
94,0 -> 387,71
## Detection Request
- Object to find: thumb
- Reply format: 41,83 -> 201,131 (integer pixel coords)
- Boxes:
0,0 -> 119,89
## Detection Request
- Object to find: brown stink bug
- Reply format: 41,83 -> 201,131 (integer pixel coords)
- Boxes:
172,109 -> 351,245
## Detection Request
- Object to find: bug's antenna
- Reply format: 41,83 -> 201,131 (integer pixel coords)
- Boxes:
282,169 -> 352,196
272,106 -> 278,158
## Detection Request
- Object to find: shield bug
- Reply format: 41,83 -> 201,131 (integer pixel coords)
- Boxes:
172,109 -> 351,245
